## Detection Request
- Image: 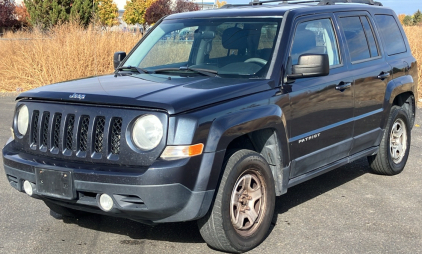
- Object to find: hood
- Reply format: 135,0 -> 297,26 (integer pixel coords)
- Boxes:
17,74 -> 274,114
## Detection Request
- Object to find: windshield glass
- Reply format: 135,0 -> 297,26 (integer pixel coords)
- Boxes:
124,17 -> 282,78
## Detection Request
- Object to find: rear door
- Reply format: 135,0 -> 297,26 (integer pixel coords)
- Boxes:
335,12 -> 391,154
287,14 -> 354,178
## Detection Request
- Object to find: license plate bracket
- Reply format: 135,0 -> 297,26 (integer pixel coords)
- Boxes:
36,168 -> 75,199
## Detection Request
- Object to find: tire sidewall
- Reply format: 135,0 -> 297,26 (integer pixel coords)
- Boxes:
385,107 -> 411,173
221,152 -> 275,251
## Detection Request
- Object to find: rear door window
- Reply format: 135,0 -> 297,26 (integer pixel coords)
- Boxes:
340,16 -> 370,62
361,17 -> 379,58
375,15 -> 407,55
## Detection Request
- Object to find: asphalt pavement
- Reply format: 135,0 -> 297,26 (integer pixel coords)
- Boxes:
0,96 -> 421,254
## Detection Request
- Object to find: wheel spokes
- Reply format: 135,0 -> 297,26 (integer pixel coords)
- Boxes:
389,118 -> 407,164
230,171 -> 265,232
392,123 -> 403,138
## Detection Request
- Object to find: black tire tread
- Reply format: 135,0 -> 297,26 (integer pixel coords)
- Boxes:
198,149 -> 273,253
198,150 -> 249,253
368,105 -> 410,175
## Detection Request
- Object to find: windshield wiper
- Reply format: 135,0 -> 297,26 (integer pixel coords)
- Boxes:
153,66 -> 219,77
115,65 -> 149,75
180,66 -> 219,77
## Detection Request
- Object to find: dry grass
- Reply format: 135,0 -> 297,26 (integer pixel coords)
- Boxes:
403,26 -> 422,100
0,23 -> 420,100
0,22 -> 142,92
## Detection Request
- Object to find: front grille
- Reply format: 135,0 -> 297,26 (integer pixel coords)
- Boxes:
94,117 -> 105,153
28,110 -> 124,160
41,112 -> 50,147
65,115 -> 75,151
53,114 -> 62,149
110,117 -> 122,155
79,116 -> 90,152
31,111 -> 39,145
19,101 -> 166,166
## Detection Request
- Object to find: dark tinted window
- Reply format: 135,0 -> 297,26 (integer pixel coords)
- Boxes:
340,16 -> 370,62
361,17 -> 379,57
375,15 -> 407,55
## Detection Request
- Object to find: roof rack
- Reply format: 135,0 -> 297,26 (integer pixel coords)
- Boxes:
246,0 -> 383,6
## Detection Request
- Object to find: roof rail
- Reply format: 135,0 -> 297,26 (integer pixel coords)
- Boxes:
219,3 -> 251,8
316,0 -> 382,6
247,0 -> 382,6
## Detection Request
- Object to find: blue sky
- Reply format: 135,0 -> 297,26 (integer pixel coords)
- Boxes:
223,0 -> 422,15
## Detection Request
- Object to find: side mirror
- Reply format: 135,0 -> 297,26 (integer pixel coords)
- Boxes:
113,51 -> 126,70
287,54 -> 329,79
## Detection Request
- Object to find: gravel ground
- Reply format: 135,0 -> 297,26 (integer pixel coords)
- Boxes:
0,96 -> 421,254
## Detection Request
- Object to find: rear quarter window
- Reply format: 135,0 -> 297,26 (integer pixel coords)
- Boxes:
374,15 -> 407,55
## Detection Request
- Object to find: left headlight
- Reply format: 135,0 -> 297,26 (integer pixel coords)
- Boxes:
131,114 -> 163,151
16,105 -> 29,136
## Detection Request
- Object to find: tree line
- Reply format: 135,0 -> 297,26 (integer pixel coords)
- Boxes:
399,10 -> 422,26
0,0 -> 226,32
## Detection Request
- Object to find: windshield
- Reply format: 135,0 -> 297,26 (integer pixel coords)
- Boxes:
124,17 -> 282,78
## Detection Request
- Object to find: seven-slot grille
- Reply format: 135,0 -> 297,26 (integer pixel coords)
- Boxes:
29,111 -> 123,158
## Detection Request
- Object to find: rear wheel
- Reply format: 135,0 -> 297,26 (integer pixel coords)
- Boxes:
368,106 -> 411,175
198,149 -> 275,253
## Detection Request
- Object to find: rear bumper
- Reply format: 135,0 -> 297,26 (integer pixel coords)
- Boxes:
3,141 -> 224,224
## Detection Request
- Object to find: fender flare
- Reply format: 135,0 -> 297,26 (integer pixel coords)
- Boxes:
203,104 -> 290,196
204,104 -> 289,161
381,75 -> 415,129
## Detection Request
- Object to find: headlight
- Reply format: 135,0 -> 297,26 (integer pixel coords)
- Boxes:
131,114 -> 163,151
16,105 -> 29,136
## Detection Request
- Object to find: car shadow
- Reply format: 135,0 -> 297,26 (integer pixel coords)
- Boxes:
62,157 -> 370,244
274,157 -> 370,215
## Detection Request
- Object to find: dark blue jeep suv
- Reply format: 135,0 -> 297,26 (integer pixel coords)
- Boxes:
3,0 -> 418,252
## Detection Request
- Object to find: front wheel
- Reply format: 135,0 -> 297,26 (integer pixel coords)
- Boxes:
368,105 -> 411,175
198,149 -> 275,253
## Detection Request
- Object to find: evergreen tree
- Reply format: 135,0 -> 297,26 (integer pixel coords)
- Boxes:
413,9 -> 422,25
95,0 -> 119,27
24,0 -> 72,28
402,15 -> 413,26
70,0 -> 95,27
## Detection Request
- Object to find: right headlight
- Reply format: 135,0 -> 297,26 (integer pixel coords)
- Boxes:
131,114 -> 163,151
16,105 -> 29,136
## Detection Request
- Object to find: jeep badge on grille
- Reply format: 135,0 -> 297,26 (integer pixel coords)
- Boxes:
69,93 -> 86,100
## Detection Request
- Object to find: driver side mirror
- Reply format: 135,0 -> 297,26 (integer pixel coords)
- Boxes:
287,54 -> 329,79
113,51 -> 126,70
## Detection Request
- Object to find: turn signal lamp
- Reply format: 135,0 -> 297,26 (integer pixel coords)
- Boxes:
160,143 -> 204,161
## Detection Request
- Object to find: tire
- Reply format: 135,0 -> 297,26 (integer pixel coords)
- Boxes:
367,105 -> 411,175
43,199 -> 84,219
198,149 -> 275,253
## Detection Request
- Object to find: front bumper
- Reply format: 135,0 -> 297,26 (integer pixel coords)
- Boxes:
3,141 -> 225,224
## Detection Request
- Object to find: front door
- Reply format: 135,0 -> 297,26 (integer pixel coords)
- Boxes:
286,15 -> 354,178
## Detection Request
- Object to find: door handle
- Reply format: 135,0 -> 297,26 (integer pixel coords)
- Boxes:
377,72 -> 390,79
335,82 -> 352,91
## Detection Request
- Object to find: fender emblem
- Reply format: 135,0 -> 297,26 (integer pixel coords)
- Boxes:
69,93 -> 86,100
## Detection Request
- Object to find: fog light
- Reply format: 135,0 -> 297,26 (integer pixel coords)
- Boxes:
23,180 -> 34,196
99,194 -> 114,211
